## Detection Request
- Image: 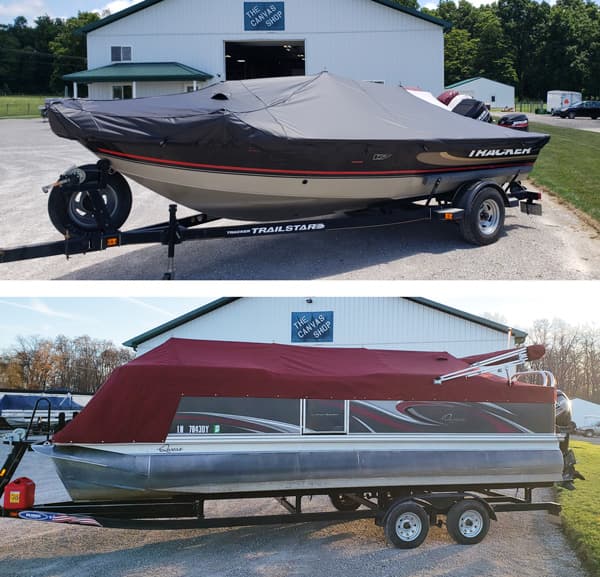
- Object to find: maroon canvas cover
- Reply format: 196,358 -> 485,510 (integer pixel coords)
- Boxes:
53,339 -> 554,444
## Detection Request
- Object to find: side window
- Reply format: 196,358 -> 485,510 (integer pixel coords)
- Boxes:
303,399 -> 346,433
112,85 -> 133,100
111,46 -> 132,62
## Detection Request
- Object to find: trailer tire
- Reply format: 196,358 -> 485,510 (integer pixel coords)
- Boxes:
384,501 -> 429,549
446,499 -> 490,545
48,169 -> 132,235
584,429 -> 594,438
457,184 -> 505,246
329,493 -> 361,511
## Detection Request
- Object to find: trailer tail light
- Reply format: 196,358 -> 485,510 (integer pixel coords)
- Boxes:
3,477 -> 36,510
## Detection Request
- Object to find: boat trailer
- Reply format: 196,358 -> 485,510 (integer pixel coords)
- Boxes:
2,416 -> 562,549
0,162 -> 543,279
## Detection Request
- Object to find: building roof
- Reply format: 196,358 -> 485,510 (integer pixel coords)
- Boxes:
63,62 -> 213,83
80,0 -> 451,34
446,77 -> 514,90
123,297 -> 526,349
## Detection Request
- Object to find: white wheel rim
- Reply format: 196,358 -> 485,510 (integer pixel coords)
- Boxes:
458,509 -> 484,538
478,199 -> 501,235
395,512 -> 422,542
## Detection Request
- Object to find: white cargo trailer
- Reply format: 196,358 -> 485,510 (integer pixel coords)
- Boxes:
547,90 -> 582,112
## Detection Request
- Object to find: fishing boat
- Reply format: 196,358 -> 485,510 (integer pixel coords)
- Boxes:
0,392 -> 84,430
46,72 -> 549,226
34,338 -> 575,503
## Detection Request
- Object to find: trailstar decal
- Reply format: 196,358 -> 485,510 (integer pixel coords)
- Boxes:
250,223 -> 326,235
468,148 -> 532,158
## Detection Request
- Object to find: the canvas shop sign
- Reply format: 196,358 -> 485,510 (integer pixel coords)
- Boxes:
244,2 -> 285,31
291,311 -> 334,343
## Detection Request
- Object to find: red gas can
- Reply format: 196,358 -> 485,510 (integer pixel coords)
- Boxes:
3,477 -> 36,510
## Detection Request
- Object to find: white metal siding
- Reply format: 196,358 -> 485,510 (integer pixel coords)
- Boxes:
85,0 -> 444,97
452,78 -> 515,109
134,297 -> 515,357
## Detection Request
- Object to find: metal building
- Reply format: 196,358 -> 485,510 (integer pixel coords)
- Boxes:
445,77 -> 515,110
63,0 -> 449,99
124,297 -> 525,357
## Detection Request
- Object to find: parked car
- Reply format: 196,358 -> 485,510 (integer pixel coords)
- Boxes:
558,100 -> 600,119
497,113 -> 528,131
576,417 -> 600,437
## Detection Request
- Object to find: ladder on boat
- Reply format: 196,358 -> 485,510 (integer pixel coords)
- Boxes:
0,398 -> 52,495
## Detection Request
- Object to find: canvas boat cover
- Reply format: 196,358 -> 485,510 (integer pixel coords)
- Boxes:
0,393 -> 83,411
53,338 -> 553,444
48,72 -> 548,148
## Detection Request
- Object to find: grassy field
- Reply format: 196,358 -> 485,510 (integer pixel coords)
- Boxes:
529,122 -> 600,225
558,440 -> 600,576
0,95 -> 51,118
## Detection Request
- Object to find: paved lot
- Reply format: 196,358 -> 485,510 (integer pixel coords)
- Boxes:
528,113 -> 600,134
0,440 -> 589,577
1,118 -> 599,280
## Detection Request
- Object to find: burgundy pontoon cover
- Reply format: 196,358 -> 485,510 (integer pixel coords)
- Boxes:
53,339 -> 554,444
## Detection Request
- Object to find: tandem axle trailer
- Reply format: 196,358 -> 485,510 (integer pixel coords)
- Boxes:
0,161 -> 542,279
2,432 -> 561,549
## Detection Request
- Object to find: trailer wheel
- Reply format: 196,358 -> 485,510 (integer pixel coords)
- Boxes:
329,493 -> 361,511
457,184 -> 505,246
584,429 -> 594,438
446,500 -> 490,545
48,170 -> 132,234
384,501 -> 429,549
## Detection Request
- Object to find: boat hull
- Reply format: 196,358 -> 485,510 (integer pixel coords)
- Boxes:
35,434 -> 564,502
102,152 -> 535,220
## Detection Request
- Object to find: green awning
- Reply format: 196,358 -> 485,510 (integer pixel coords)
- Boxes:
63,62 -> 213,83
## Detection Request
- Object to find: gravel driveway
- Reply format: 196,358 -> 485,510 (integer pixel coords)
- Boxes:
1,119 -> 599,280
0,441 -> 589,577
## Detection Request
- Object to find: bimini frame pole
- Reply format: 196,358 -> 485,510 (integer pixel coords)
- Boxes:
433,347 -> 530,385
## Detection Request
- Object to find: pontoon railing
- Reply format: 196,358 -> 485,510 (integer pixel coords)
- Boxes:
510,370 -> 556,388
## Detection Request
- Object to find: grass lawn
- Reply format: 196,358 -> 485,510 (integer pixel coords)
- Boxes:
0,95 -> 52,118
529,122 -> 600,225
558,440 -> 600,576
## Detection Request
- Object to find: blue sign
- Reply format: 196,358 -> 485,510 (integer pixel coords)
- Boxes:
291,311 -> 334,343
244,2 -> 285,31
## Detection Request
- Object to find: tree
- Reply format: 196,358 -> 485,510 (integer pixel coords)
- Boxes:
48,12 -> 100,94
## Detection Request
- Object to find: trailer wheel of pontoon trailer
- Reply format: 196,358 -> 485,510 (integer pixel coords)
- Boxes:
384,501 -> 430,549
329,493 -> 361,511
48,166 -> 132,235
455,182 -> 506,246
446,499 -> 490,545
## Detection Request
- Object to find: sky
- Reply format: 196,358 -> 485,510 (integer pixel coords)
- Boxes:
0,282 -> 598,351
4,0 -> 597,26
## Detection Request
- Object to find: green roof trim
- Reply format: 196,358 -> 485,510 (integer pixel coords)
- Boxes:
445,77 -> 483,89
123,298 -> 240,349
123,297 -> 526,350
405,297 -> 527,342
63,62 -> 213,83
80,0 -> 451,34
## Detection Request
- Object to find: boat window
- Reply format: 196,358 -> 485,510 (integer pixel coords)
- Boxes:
303,399 -> 347,434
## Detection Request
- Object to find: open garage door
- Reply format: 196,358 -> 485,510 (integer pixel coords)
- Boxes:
225,41 -> 305,80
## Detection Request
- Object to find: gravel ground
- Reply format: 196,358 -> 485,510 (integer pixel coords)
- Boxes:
1,118 -> 599,280
0,440 -> 589,577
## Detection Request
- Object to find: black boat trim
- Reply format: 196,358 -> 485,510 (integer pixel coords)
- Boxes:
97,147 -> 536,178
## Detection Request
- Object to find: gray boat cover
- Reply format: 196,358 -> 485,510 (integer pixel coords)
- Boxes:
48,72 -> 548,146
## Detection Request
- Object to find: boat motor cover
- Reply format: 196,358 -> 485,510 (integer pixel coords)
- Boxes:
53,339 -> 555,444
47,72 -> 549,151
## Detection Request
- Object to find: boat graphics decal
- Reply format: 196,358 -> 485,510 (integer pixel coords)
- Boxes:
168,397 -> 554,436
97,147 -> 536,178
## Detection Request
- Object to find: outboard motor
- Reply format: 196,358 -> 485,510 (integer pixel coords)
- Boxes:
555,390 -> 584,489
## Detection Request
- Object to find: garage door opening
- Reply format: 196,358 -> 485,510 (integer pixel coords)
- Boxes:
225,41 -> 305,80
